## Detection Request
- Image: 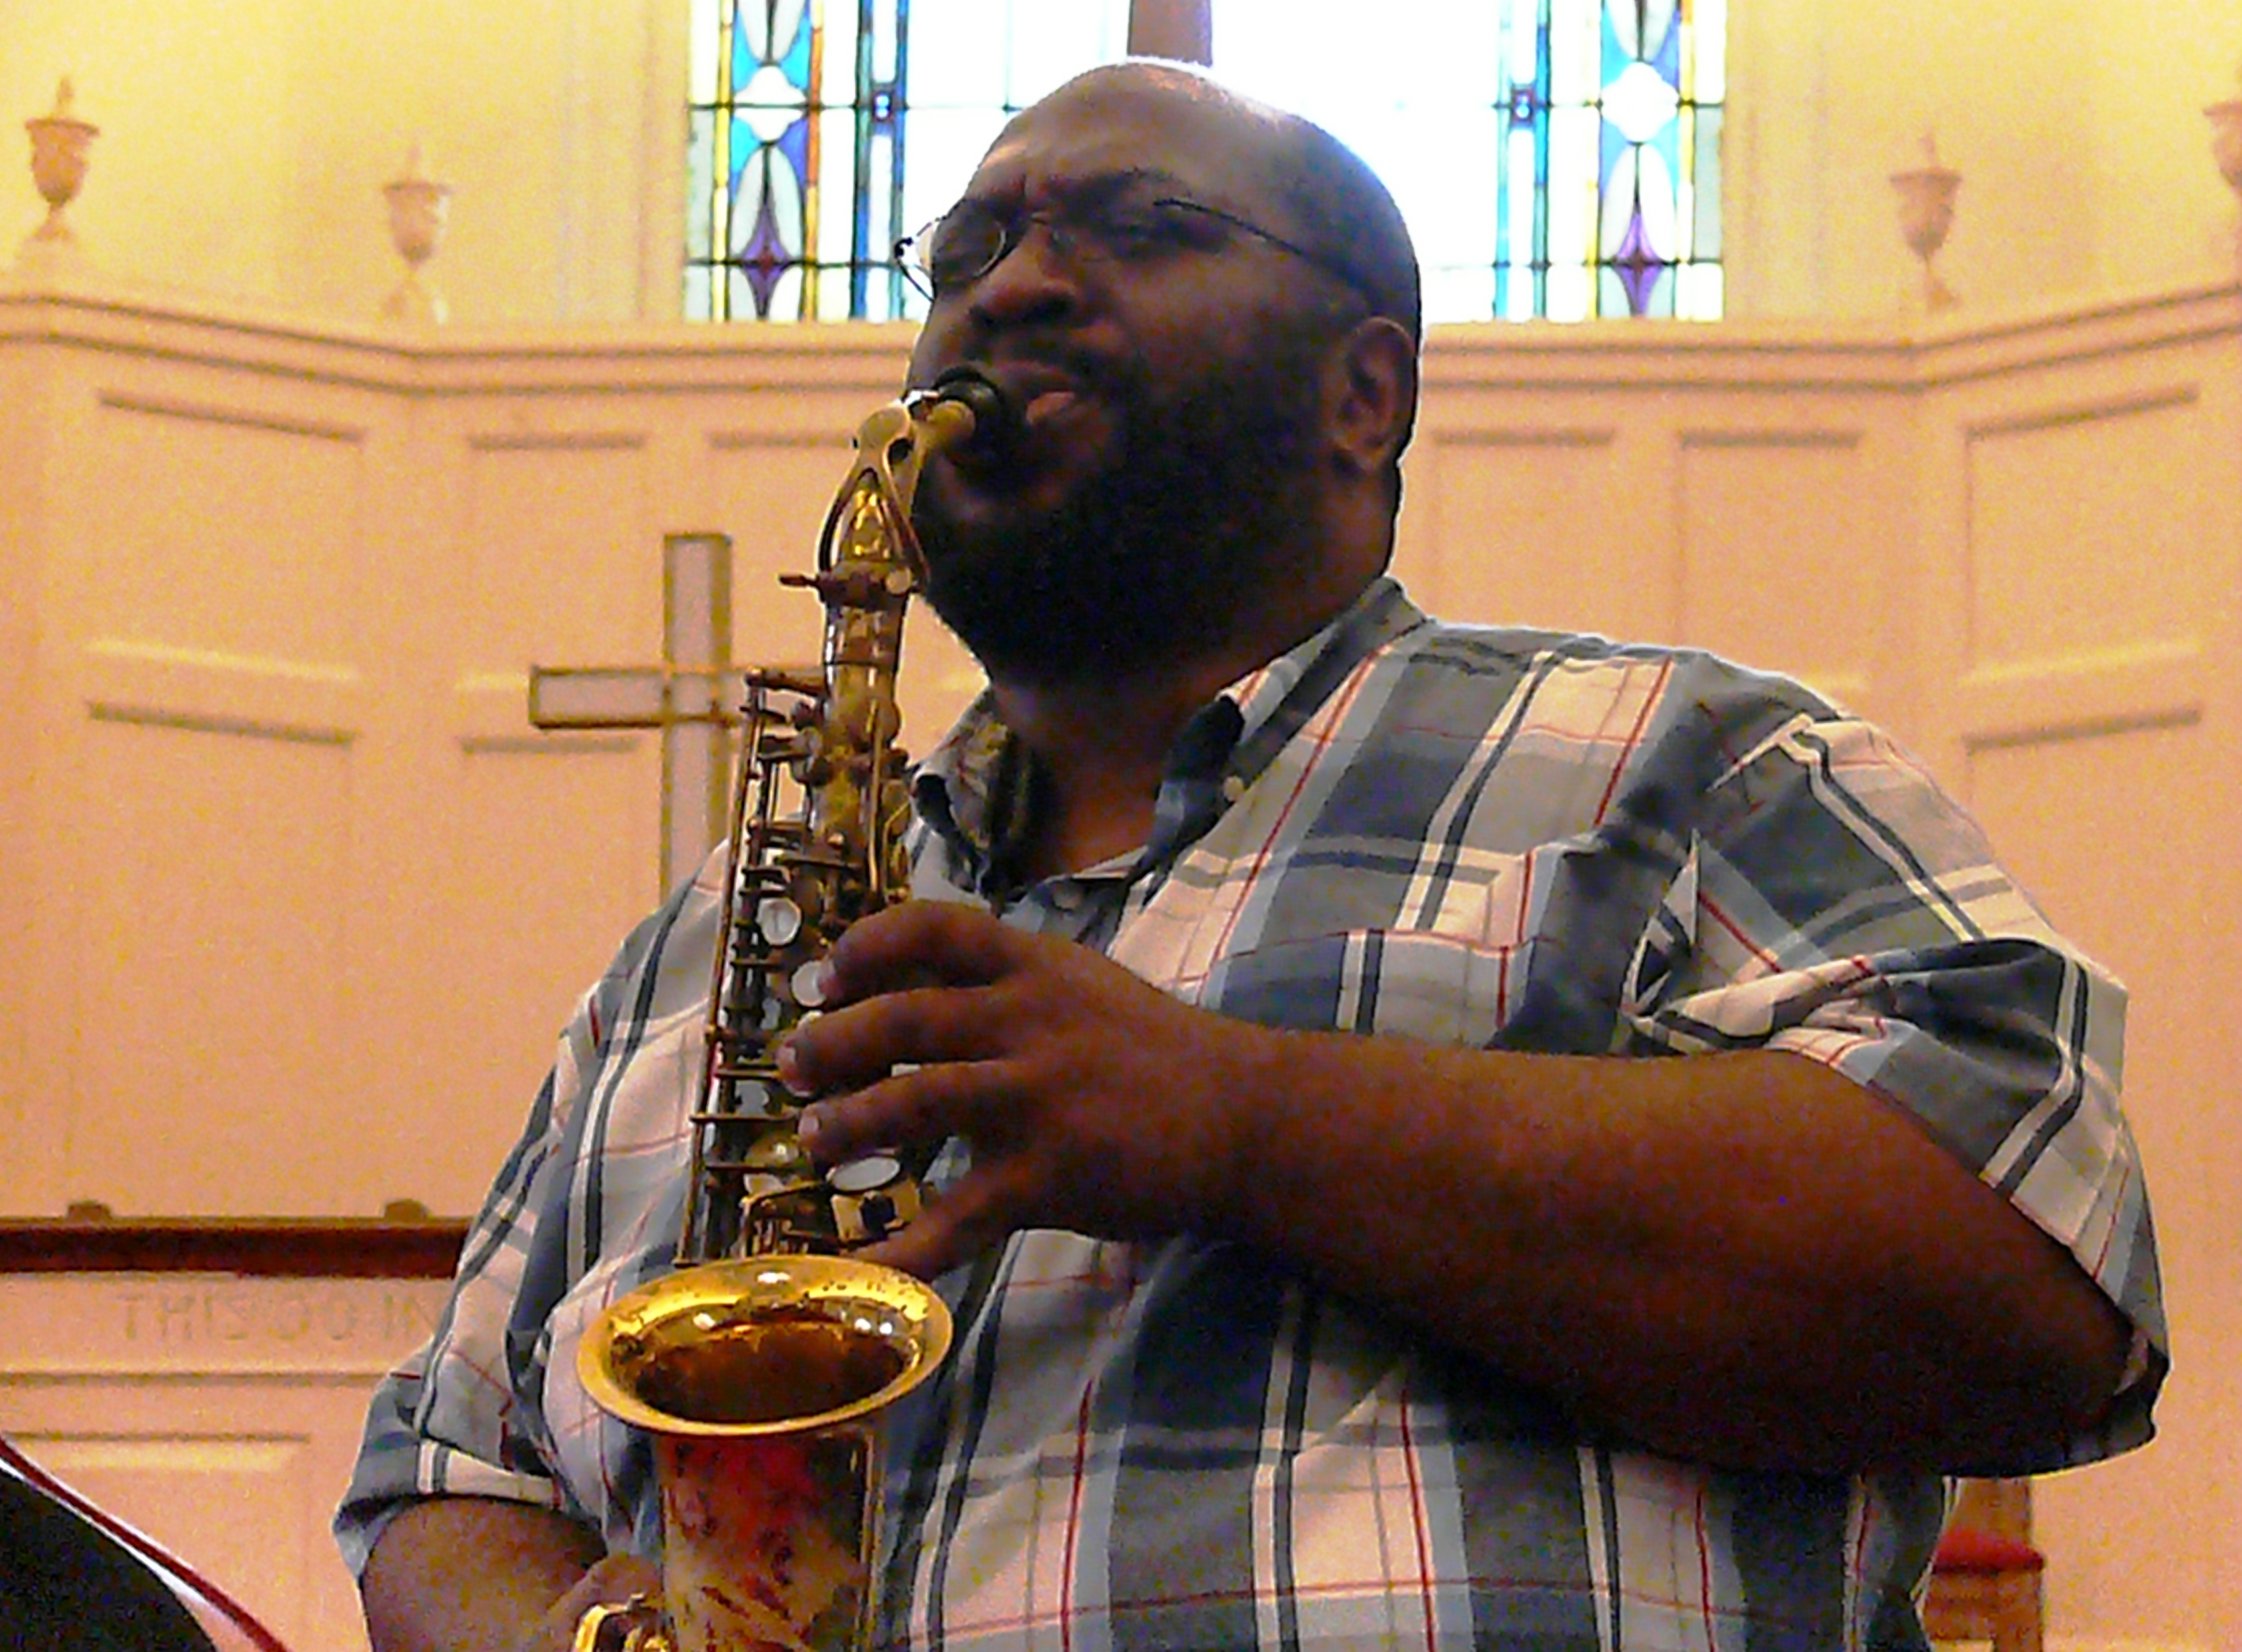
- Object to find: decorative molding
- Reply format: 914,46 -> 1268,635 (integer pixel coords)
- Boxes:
1963,384 -> 2201,442
0,1218 -> 464,1279
466,428 -> 648,453
707,426 -> 858,451
1955,640 -> 2206,750
96,390 -> 366,445
7,279 -> 2233,401
1677,426 -> 1866,450
78,640 -> 365,746
1423,425 -> 1620,448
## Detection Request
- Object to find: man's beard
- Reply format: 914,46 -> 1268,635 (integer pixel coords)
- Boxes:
913,315 -> 1332,688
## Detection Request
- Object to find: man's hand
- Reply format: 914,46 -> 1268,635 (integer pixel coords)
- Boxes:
361,1497 -> 654,1652
780,900 -> 1268,1279
519,1553 -> 664,1652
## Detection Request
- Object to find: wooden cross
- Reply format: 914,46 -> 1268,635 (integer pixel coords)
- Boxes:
529,532 -> 739,893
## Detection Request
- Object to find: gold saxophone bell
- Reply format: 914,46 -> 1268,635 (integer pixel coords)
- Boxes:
574,376 -> 1004,1652
576,1258 -> 952,1652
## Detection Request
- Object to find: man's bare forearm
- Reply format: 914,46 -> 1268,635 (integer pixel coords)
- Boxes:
1209,1032 -> 2130,1472
360,1496 -> 605,1652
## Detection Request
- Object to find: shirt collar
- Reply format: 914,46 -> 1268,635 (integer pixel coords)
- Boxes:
912,576 -> 1425,897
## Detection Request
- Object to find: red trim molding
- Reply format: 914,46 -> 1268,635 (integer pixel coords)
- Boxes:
0,1217 -> 467,1278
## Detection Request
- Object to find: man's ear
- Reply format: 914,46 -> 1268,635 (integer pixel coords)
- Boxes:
1324,315 -> 1418,480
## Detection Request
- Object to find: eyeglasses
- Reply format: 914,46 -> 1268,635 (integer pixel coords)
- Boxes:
892,193 -> 1374,311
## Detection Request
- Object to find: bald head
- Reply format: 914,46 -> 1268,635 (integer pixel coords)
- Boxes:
1025,61 -> 1422,344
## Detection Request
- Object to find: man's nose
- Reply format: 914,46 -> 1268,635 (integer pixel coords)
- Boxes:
968,218 -> 1083,325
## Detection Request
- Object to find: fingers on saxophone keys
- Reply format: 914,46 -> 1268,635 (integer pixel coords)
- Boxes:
800,1059 -> 969,1167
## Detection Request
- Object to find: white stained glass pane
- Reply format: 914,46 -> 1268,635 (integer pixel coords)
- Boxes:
1605,0 -> 1640,61
735,263 -> 805,319
1503,123 -> 1537,279
820,0 -> 862,105
1691,0 -> 1727,102
1693,106 -> 1723,257
1501,0 -> 1541,86
814,109 -> 856,265
1549,1 -> 1602,105
1546,263 -> 1593,322
1382,106 -> 1499,270
1636,144 -> 1677,261
1004,0 -> 1130,106
685,262 -> 713,321
1598,146 -> 1638,260
908,0 -> 1015,107
1546,105 -> 1598,266
817,266 -> 856,319
1215,1 -> 1500,122
1676,262 -> 1722,320
686,110 -> 717,260
866,125 -> 897,263
901,108 -> 1013,225
689,0 -> 721,102
870,0 -> 898,82
1603,59 -> 1678,147
1424,263 -> 1497,323
1642,0 -> 1679,69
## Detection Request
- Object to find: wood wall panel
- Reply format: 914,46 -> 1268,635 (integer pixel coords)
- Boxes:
77,396 -> 368,668
1412,428 -> 1660,638
1677,430 -> 1877,708
28,1432 -> 316,1638
1963,389 -> 2210,674
68,720 -> 355,1214
460,434 -> 656,678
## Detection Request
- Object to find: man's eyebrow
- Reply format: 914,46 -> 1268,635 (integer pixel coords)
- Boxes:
963,165 -> 1192,211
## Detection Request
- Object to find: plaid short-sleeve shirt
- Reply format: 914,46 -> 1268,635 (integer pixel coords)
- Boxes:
339,578 -> 2162,1651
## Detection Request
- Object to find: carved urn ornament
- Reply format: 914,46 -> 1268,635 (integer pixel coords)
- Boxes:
18,78 -> 98,273
382,143 -> 452,323
1890,132 -> 1961,313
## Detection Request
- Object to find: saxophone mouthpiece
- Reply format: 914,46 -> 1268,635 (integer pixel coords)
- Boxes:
928,366 -> 1015,459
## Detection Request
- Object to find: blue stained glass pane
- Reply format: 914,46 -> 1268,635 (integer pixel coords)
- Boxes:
1646,0 -> 1682,78
778,5 -> 813,88
1603,1 -> 1636,77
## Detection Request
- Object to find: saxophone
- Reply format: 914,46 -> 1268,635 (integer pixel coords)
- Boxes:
574,370 -> 1009,1652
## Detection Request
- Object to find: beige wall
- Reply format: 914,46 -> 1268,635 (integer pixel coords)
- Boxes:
0,0 -> 666,324
4,1 -> 2237,324
1730,0 -> 2242,317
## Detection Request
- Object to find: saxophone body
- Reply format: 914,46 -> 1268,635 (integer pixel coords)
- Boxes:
575,374 -> 1003,1652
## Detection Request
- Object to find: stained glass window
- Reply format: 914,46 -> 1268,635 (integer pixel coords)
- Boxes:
685,0 -> 1129,321
684,1 -> 1723,323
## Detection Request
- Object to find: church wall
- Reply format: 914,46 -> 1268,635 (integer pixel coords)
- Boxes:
4,1 -> 2236,325
3,282 -> 2235,1649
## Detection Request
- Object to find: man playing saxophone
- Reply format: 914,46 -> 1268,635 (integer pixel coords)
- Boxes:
340,61 -> 2165,1652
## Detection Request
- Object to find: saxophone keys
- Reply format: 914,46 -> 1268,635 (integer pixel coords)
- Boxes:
826,1154 -> 902,1195
791,963 -> 830,1007
756,896 -> 803,945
